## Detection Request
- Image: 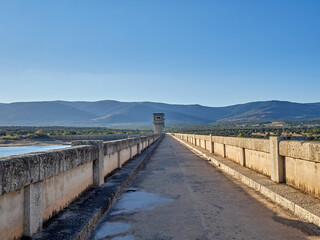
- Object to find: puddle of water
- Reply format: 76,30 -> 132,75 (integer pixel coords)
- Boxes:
111,236 -> 135,240
94,222 -> 130,240
92,189 -> 173,240
111,189 -> 173,216
125,188 -> 137,192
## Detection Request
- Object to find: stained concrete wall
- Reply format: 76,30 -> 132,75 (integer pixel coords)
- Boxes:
214,142 -> 225,157
280,141 -> 320,197
285,157 -> 320,197
205,140 -> 211,151
120,148 -> 131,166
225,145 -> 243,164
132,145 -> 138,157
200,139 -> 206,149
0,189 -> 24,240
172,133 -> 320,199
104,152 -> 118,176
245,149 -> 270,176
42,162 -> 93,221
0,134 -> 161,240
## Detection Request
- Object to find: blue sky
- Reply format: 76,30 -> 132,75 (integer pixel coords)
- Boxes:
0,0 -> 319,107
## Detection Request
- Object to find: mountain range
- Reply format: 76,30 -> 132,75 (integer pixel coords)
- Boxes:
0,100 -> 320,127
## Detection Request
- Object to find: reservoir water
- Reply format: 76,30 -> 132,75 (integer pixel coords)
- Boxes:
0,145 -> 71,158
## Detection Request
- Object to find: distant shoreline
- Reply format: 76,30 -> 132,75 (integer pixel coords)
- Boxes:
0,140 -> 67,147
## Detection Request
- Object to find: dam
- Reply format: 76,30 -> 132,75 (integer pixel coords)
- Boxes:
1,129 -> 320,239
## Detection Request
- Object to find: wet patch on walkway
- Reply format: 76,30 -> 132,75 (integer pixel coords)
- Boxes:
94,222 -> 130,240
89,188 -> 173,240
111,188 -> 173,216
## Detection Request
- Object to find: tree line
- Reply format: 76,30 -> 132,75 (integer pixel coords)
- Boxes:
0,126 -> 152,142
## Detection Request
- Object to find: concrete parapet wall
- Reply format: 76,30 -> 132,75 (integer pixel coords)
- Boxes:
0,189 -> 24,240
42,161 -> 93,221
104,152 -> 118,176
279,140 -> 320,196
52,134 -> 137,142
214,142 -> 225,157
172,135 -> 320,230
171,133 -> 320,199
0,134 -> 161,240
225,145 -> 243,164
0,145 -> 97,195
212,136 -> 270,153
245,149 -> 270,176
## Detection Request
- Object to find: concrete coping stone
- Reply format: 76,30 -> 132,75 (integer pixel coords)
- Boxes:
172,133 -> 270,153
0,145 -> 97,195
279,140 -> 320,163
103,134 -> 160,155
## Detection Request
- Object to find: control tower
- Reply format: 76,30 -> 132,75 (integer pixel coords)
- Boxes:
153,113 -> 165,134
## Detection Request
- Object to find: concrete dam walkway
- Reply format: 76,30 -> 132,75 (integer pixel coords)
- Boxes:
88,135 -> 320,240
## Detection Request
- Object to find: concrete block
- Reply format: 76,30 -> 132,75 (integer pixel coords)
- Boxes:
270,136 -> 285,183
280,141 -> 320,163
130,146 -> 132,159
72,141 -> 104,187
260,186 -> 276,202
1,156 -> 39,195
294,205 -> 320,226
39,151 -> 65,179
249,179 -> 261,191
241,176 -> 251,186
240,148 -> 246,167
222,144 -> 226,158
275,194 -> 295,212
24,181 -> 42,237
209,134 -> 213,153
92,141 -> 104,187
118,151 -> 121,168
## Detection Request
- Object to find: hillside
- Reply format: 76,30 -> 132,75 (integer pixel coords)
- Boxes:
0,100 -> 320,127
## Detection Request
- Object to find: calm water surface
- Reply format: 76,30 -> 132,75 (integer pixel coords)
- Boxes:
0,145 -> 70,158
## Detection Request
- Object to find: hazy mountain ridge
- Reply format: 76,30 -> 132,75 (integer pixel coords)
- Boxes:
0,100 -> 320,127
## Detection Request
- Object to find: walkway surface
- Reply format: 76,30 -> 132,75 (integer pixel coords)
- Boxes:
88,135 -> 320,240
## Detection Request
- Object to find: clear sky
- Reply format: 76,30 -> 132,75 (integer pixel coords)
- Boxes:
0,0 -> 319,107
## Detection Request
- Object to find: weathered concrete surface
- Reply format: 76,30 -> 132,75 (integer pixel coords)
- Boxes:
52,134 -> 132,142
175,133 -> 320,199
72,141 -> 104,187
286,156 -> 320,197
42,161 -> 93,221
88,135 -> 320,240
24,181 -> 43,236
245,148 -> 271,176
103,152 -> 118,176
280,140 -> 320,163
175,135 -> 320,231
270,136 -> 285,183
0,145 -> 97,195
32,136 -> 164,240
0,189 -> 24,240
0,134 -> 160,240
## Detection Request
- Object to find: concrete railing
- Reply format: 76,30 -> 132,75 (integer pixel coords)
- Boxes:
52,134 -> 141,142
0,134 -> 162,240
171,133 -> 320,199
